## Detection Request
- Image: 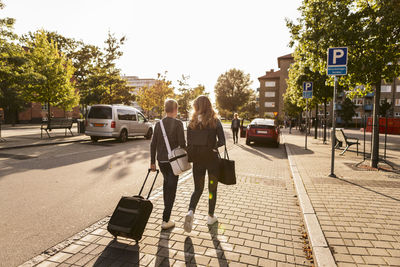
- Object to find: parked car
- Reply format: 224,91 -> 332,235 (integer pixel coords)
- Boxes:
85,105 -> 153,142
246,118 -> 280,147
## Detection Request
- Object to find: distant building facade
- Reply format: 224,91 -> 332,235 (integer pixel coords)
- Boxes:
122,76 -> 157,111
258,53 -> 294,119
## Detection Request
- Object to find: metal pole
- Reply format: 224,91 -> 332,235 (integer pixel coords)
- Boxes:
305,98 -> 308,150
329,76 -> 338,177
363,115 -> 366,161
384,114 -> 388,160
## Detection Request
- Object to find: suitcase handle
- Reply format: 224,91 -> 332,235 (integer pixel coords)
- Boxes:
138,169 -> 159,199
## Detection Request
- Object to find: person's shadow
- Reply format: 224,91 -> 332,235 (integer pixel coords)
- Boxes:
93,239 -> 140,266
184,236 -> 197,266
208,223 -> 229,267
154,230 -> 172,266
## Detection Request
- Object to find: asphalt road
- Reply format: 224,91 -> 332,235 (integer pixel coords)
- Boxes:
0,136 -> 162,267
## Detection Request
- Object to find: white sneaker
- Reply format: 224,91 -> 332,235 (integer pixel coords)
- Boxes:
207,215 -> 218,225
184,210 -> 194,233
161,220 -> 175,230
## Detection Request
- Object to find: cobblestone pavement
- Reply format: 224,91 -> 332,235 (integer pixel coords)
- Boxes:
284,130 -> 400,267
22,137 -> 311,267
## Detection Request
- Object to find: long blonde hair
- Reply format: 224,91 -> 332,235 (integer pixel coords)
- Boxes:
189,95 -> 218,129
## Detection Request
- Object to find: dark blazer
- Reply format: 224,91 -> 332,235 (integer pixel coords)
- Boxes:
150,117 -> 186,164
231,118 -> 240,129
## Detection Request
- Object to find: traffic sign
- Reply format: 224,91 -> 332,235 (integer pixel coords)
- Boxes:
302,82 -> 313,99
327,47 -> 348,76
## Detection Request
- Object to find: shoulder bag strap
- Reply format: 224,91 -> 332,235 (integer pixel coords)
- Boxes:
224,145 -> 229,160
160,119 -> 172,156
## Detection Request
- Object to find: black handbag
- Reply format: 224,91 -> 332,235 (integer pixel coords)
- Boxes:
218,145 -> 236,185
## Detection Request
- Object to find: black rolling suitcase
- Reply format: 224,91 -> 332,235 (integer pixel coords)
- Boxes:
107,169 -> 159,242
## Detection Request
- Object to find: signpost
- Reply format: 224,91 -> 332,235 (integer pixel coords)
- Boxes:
327,47 -> 348,177
303,82 -> 313,150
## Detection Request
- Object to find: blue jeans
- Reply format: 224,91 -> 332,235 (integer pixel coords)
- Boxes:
159,162 -> 178,222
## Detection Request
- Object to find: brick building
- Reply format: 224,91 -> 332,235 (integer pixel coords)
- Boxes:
258,53 -> 294,119
18,103 -> 80,124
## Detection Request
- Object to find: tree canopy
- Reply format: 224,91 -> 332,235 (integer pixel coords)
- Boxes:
215,69 -> 253,115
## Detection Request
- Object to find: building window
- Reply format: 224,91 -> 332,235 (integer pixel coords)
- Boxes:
397,85 -> 400,92
352,99 -> 363,106
265,92 -> 275,97
380,99 -> 392,105
41,103 -> 48,111
381,85 -> 391,93
264,102 -> 275,108
265,81 -> 276,87
395,99 -> 400,106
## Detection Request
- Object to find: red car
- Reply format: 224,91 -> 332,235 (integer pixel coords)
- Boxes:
246,118 -> 280,147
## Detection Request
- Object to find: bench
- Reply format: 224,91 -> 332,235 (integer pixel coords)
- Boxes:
41,118 -> 74,138
335,129 -> 360,155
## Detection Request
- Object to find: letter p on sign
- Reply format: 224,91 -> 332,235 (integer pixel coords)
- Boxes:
328,47 -> 348,66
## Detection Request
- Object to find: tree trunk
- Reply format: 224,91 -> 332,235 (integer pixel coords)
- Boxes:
314,105 -> 318,139
371,82 -> 381,168
323,99 -> 327,143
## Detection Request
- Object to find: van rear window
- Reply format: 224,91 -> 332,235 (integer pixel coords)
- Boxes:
88,107 -> 112,119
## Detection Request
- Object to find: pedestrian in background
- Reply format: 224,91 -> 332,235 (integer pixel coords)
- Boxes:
150,99 -> 186,230
184,95 -> 225,232
231,113 -> 240,144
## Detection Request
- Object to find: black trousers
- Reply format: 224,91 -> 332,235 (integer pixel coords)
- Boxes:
189,154 -> 219,216
232,128 -> 239,143
159,162 -> 178,222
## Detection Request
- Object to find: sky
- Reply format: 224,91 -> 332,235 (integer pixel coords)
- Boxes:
2,0 -> 302,101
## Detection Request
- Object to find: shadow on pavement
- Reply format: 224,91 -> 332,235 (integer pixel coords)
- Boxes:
154,230 -> 172,266
0,137 -> 149,178
93,240 -> 140,266
236,144 -> 271,161
184,237 -> 197,266
333,176 -> 400,202
208,223 -> 229,267
285,143 -> 315,155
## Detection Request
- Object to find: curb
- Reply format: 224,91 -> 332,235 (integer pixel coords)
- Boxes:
0,138 -> 90,151
283,138 -> 337,267
18,170 -> 194,267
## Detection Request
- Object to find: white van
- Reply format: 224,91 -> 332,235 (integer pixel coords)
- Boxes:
85,104 -> 153,142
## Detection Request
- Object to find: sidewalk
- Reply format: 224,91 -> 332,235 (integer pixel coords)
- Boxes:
0,124 -> 89,150
283,129 -> 400,266
20,140 -> 312,267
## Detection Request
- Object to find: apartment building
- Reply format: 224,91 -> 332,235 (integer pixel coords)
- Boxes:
258,54 -> 294,118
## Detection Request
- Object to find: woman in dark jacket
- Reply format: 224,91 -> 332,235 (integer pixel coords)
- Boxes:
231,113 -> 240,144
184,95 -> 225,232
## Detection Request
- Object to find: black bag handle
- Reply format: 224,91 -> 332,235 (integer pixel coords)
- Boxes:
138,169 -> 159,199
223,145 -> 229,160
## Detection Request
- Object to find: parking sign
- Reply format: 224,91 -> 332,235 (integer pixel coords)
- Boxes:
327,47 -> 348,75
302,82 -> 313,99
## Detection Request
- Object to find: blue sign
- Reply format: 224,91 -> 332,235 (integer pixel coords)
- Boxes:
303,82 -> 313,99
327,47 -> 348,66
327,47 -> 348,76
327,66 -> 347,75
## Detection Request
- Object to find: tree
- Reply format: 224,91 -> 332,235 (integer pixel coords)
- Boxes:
176,75 -> 207,118
338,98 -> 356,127
22,30 -> 79,116
137,72 -> 174,118
0,1 -> 31,124
286,0 -> 400,167
239,90 -> 258,119
215,69 -> 252,114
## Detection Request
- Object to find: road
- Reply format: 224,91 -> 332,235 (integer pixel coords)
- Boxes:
0,127 -> 247,266
0,135 -> 161,267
